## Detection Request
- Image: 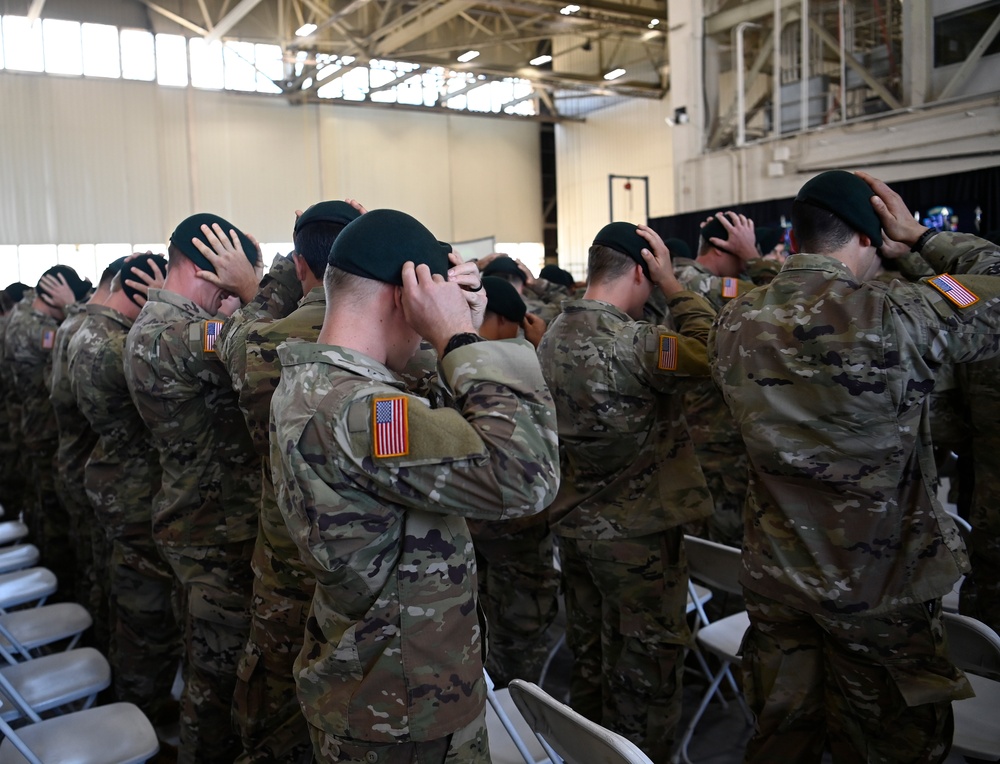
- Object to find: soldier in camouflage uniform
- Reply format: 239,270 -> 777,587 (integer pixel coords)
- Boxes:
270,209 -> 561,764
481,254 -> 568,322
537,222 -> 715,761
69,253 -> 181,727
0,283 -> 29,511
124,215 -> 262,764
215,200 -> 360,764
710,170 -> 1000,763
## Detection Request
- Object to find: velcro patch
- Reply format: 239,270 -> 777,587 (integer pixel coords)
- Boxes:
721,277 -> 739,299
203,320 -> 224,353
928,274 -> 979,308
657,335 -> 678,371
373,396 -> 409,458
40,328 -> 55,350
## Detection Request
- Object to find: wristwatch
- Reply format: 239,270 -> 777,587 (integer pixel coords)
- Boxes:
443,332 -> 484,356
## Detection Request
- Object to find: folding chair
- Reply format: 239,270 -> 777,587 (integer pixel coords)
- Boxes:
0,603 -> 92,662
507,679 -> 653,764
0,523 -> 28,549
485,670 -> 549,764
0,700 -> 159,764
672,536 -> 752,764
0,547 -> 39,577
0,646 -> 110,722
944,612 -> 1000,761
0,569 -> 57,613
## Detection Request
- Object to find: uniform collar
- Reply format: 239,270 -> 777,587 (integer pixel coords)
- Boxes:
782,252 -> 856,279
562,298 -> 631,322
145,288 -> 216,319
85,302 -> 134,330
277,341 -> 404,388
299,286 -> 326,308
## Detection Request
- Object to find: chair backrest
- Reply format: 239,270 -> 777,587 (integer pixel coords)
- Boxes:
944,612 -> 1000,682
683,536 -> 742,596
508,679 -> 654,764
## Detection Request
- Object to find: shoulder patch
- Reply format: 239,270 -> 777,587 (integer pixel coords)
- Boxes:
203,319 -> 224,353
40,328 -> 56,350
721,277 -> 739,299
657,335 -> 678,371
927,274 -> 979,308
373,396 -> 409,458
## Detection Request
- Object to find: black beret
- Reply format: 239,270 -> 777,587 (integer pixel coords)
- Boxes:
122,254 -> 168,307
294,201 -> 362,234
483,276 -> 527,324
4,282 -> 29,303
592,222 -> 651,280
482,256 -> 526,284
663,238 -> 692,260
328,209 -> 449,286
755,227 -> 783,254
38,265 -> 91,302
170,213 -> 256,273
700,216 -> 729,247
539,264 -> 575,289
795,170 -> 883,247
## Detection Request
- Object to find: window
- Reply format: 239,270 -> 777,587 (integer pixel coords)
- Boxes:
82,23 -> 121,78
120,29 -> 155,81
495,243 -> 545,279
223,40 -> 256,91
56,244 -> 98,284
935,1 -> 1000,67
2,16 -> 44,72
255,44 -> 283,94
155,33 -> 187,86
0,246 -> 19,288
189,38 -> 223,89
42,18 -> 83,76
17,245 -> 59,288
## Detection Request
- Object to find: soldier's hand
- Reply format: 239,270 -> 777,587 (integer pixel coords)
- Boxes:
218,294 -> 242,317
345,198 -> 368,216
192,223 -> 260,304
38,273 -> 76,315
713,211 -> 758,263
522,312 -> 546,348
637,225 -> 683,296
447,256 -> 487,330
475,252 -> 501,272
122,254 -> 166,307
401,262 -> 477,357
878,233 -> 910,261
515,259 -> 537,287
857,171 -> 928,247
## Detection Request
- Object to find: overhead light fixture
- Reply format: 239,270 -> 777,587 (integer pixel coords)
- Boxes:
559,4 -> 580,15
603,68 -> 626,80
341,55 -> 356,64
295,23 -> 317,37
457,50 -> 480,63
648,18 -> 660,28
530,54 -> 552,66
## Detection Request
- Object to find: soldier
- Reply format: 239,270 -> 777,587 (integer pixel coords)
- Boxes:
270,209 -> 561,763
212,200 -> 361,764
710,170 -> 1000,762
536,222 -> 715,761
0,282 -> 29,511
124,215 -> 262,764
481,254 -> 567,322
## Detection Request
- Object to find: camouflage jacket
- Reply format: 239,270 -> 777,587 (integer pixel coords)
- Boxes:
673,257 -> 779,311
537,295 -> 715,539
711,231 -> 1000,615
49,305 -> 96,490
959,356 -> 1000,539
270,339 -> 559,742
4,301 -> 60,449
69,304 -> 161,538
124,288 -> 259,547
523,278 -> 572,322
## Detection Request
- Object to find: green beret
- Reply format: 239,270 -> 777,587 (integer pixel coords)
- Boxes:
328,209 -> 449,286
39,265 -> 91,302
122,254 -> 168,307
170,213 -> 256,273
795,170 -> 883,247
700,217 -> 729,247
755,226 -> 783,254
482,256 -> 525,284
483,276 -> 527,324
539,264 -> 575,289
294,201 -> 361,234
663,238 -> 692,260
4,282 -> 29,303
592,222 -> 650,280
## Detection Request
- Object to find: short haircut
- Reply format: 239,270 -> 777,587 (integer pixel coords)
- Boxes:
791,200 -> 856,254
324,265 -> 384,303
294,221 -> 346,279
587,244 -> 636,285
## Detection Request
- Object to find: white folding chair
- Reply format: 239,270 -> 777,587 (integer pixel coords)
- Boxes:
0,547 -> 39,577
485,670 -> 550,764
673,536 -> 752,764
507,679 -> 653,764
944,612 -> 1000,761
0,603 -> 92,663
0,700 -> 159,764
0,646 -> 110,722
0,523 -> 28,549
0,569 -> 57,614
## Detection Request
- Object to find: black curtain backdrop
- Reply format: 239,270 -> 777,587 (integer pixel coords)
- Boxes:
648,165 -> 1000,251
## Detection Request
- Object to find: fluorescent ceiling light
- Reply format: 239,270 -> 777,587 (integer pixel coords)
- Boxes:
649,18 -> 660,27
603,68 -> 626,80
530,54 -> 552,66
295,23 -> 317,37
559,4 -> 580,15
457,50 -> 480,63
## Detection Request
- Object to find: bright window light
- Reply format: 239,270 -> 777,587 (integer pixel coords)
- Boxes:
604,68 -> 626,80
224,40 -> 256,91
155,33 -> 188,87
3,16 -> 44,73
82,23 -> 121,78
190,38 -> 224,89
57,244 -> 98,285
255,43 -> 283,93
294,23 -> 317,37
395,73 -> 423,105
0,18 -> 5,70
130,244 -> 167,256
496,243 -> 544,279
18,245 -> 59,288
341,66 -> 368,101
466,83 -> 491,112
457,50 -> 479,63
121,29 -> 156,81
43,18 -> 83,76
257,243 -> 293,270
0,246 -> 19,288
529,54 -> 551,66
559,5 -> 581,15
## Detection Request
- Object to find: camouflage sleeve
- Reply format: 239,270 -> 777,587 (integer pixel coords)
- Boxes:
627,291 -> 714,390
744,257 -> 781,284
526,278 -> 571,304
338,339 -> 560,522
921,230 -> 1000,277
892,251 -> 936,281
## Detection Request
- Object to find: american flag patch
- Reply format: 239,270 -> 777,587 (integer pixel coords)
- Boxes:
658,335 -> 678,371
928,274 -> 979,308
40,329 -> 55,350
373,397 -> 409,458
721,277 -> 739,299
203,320 -> 224,352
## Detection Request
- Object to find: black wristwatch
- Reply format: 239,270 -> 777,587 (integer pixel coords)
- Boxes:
910,228 -> 939,254
443,332 -> 484,356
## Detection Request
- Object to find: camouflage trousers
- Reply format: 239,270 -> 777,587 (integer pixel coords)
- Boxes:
233,583 -> 313,764
87,514 -> 113,654
696,442 -> 748,548
25,442 -> 74,601
473,521 -> 560,687
160,540 -> 255,764
959,523 -> 1000,635
559,530 -> 690,763
742,590 -> 973,764
308,710 -> 489,764
109,538 -> 181,722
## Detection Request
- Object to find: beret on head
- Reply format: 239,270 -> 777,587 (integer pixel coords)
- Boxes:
328,209 -> 449,286
592,221 -> 651,280
38,265 -> 91,302
294,200 -> 362,234
122,254 -> 168,307
538,264 -> 575,289
483,276 -> 527,324
4,282 -> 28,303
700,216 -> 730,248
755,226 -> 783,254
795,170 -> 883,247
104,256 -> 129,278
170,213 -> 256,273
482,256 -> 526,284
663,237 -> 692,261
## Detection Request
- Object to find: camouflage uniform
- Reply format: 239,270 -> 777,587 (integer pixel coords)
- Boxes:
522,278 -> 571,322
536,294 -> 715,761
216,255 -> 316,764
270,338 -> 560,762
68,302 -> 180,722
709,230 -> 1000,762
0,311 -> 22,509
125,288 -> 259,764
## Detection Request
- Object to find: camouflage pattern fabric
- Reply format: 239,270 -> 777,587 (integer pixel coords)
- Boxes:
671,256 -> 779,305
68,303 -> 179,716
270,338 -> 559,751
0,311 -> 27,511
523,277 -> 572,322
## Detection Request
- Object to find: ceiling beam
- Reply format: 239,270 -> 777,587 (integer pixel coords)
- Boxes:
205,0 -> 267,43
26,0 -> 46,24
937,10 -> 1000,101
139,0 -> 209,35
809,19 -> 902,111
373,0 -> 476,56
705,0 -> 799,36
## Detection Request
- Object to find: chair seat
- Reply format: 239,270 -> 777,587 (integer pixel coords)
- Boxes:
952,672 -> 1000,761
0,523 -> 28,549
0,703 -> 160,764
942,576 -> 964,614
0,547 -> 39,577
695,611 -> 750,663
0,648 -> 110,720
486,686 -> 551,764
0,569 -> 57,611
0,603 -> 92,652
